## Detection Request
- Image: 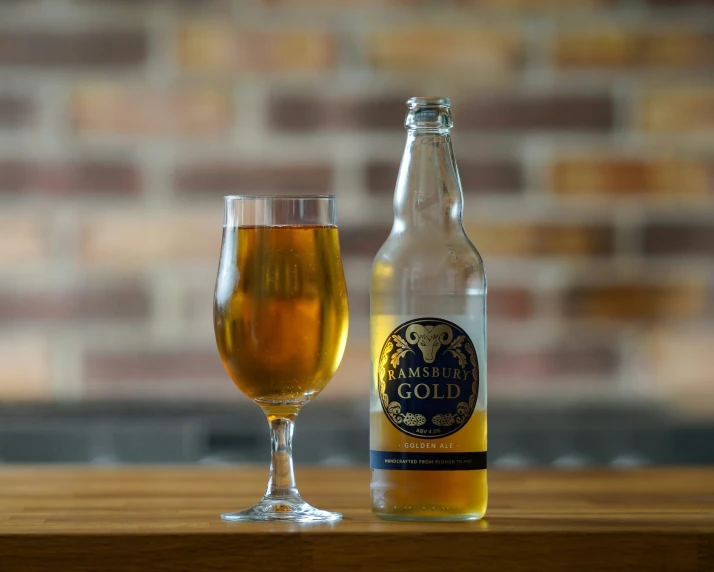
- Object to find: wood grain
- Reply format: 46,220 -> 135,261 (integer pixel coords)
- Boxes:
0,467 -> 712,571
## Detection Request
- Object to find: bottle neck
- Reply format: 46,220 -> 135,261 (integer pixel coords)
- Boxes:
393,129 -> 464,234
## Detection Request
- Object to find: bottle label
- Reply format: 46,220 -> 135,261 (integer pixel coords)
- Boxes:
370,450 -> 487,471
377,317 -> 479,440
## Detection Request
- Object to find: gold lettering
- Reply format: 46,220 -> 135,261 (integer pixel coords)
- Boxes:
388,370 -> 395,381
453,369 -> 461,380
432,367 -> 439,377
423,367 -> 430,377
397,383 -> 412,398
414,383 -> 430,399
442,368 -> 451,378
432,383 -> 444,399
447,384 -> 461,399
398,369 -> 406,379
408,367 -> 420,378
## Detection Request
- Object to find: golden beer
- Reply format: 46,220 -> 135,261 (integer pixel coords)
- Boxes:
371,410 -> 487,519
214,225 -> 349,409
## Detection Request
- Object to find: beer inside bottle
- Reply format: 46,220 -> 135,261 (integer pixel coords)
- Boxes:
370,97 -> 487,521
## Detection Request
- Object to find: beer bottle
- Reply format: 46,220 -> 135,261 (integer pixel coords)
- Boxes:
370,97 -> 487,521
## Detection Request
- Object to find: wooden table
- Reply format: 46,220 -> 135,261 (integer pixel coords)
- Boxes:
0,467 -> 712,571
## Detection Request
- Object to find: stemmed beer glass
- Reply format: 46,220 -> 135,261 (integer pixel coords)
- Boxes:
214,196 -> 349,522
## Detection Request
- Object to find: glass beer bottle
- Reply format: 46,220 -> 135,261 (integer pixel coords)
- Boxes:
370,97 -> 487,521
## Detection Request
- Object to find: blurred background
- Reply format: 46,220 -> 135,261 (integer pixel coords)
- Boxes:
0,0 -> 712,466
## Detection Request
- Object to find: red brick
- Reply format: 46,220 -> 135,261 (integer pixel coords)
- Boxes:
78,0 -> 224,4
80,212 -> 221,268
0,95 -> 33,128
556,29 -> 713,69
367,160 -> 523,194
490,344 -> 617,380
87,344 -> 371,400
269,96 -> 406,131
638,86 -> 714,133
179,25 -> 335,72
645,0 -> 714,5
86,378 -> 238,401
343,224 -> 610,258
175,164 -> 332,195
489,287 -> 534,318
339,226 -> 391,257
323,342 -> 370,399
72,85 -> 232,137
551,156 -> 713,197
369,29 -> 524,74
269,93 -> 612,133
464,0 -> 611,7
344,290 -> 369,319
565,284 -> 705,321
644,224 -> 714,256
263,0 -> 416,4
463,222 -> 613,256
645,329 -> 714,414
0,218 -> 48,266
0,336 -> 51,400
460,95 -> 613,131
0,30 -> 147,67
265,0 -> 610,4
0,161 -> 140,195
0,285 -> 149,321
85,350 -> 226,384
84,348 -> 239,400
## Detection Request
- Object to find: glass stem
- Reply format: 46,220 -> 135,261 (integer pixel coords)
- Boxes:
264,415 -> 300,500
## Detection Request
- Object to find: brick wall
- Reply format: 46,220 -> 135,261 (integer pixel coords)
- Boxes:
0,0 -> 712,412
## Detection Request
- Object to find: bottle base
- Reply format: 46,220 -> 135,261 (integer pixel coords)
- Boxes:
373,511 -> 485,522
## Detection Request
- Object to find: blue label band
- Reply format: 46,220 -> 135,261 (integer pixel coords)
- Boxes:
370,450 -> 487,471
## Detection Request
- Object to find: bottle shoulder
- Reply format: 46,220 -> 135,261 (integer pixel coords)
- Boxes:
371,230 -> 486,292
373,230 -> 485,267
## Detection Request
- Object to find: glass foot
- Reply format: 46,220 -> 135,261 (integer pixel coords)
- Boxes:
221,495 -> 342,523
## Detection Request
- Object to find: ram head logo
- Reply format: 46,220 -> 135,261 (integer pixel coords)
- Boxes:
405,324 -> 453,363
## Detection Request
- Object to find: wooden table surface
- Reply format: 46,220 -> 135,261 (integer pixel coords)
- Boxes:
0,467 -> 712,571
